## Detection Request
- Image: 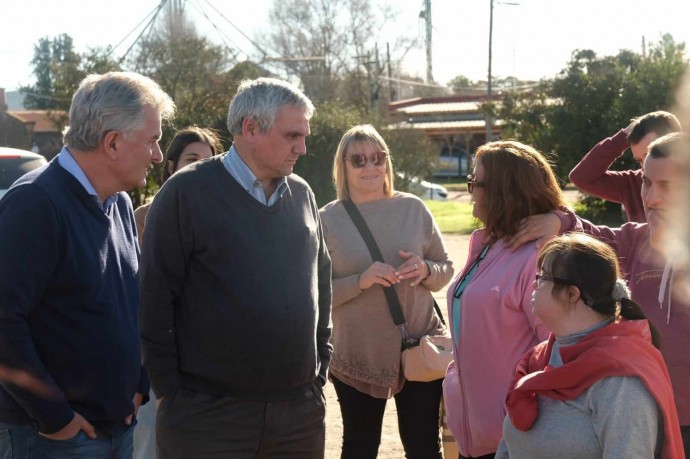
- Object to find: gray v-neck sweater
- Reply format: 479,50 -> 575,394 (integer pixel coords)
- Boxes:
140,156 -> 332,401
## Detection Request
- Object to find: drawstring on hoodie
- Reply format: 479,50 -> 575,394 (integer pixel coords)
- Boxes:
658,260 -> 673,324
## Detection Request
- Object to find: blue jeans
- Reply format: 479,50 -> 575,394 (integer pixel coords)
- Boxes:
0,421 -> 134,458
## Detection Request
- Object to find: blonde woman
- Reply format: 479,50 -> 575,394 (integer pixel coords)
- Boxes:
319,124 -> 454,458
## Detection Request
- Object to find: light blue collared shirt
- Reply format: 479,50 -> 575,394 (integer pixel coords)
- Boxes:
222,145 -> 288,206
57,146 -> 118,213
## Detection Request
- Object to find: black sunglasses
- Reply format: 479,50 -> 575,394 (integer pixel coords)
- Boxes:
467,174 -> 486,193
344,151 -> 387,169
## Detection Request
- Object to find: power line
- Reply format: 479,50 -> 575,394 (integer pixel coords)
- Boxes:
201,0 -> 268,57
111,0 -> 165,54
119,0 -> 167,63
186,0 -> 243,61
379,75 -> 445,89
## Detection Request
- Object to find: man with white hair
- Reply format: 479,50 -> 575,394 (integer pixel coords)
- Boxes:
0,71 -> 175,457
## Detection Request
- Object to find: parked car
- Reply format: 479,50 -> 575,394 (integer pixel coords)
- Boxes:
0,148 -> 48,200
398,173 -> 449,201
433,148 -> 469,178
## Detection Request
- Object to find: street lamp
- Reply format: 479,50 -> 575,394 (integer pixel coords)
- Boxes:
485,0 -> 519,143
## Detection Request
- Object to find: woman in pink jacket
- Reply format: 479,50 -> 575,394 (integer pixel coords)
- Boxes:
444,141 -> 569,458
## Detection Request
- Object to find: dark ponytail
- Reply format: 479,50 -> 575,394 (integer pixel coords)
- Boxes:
620,298 -> 661,349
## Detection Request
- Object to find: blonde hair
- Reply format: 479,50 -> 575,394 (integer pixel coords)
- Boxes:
332,124 -> 395,200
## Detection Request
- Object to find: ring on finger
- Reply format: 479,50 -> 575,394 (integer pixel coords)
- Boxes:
414,263 -> 418,270
377,271 -> 383,278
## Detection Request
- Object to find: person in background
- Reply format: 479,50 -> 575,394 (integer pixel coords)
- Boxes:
569,110 -> 681,222
132,125 -> 222,459
133,125 -> 223,246
496,233 -> 684,459
444,140 -> 575,459
140,78 -> 331,458
319,124 -> 454,459
0,71 -> 175,458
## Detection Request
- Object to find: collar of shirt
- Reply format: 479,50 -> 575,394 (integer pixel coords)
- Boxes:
57,146 -> 118,213
222,144 -> 288,206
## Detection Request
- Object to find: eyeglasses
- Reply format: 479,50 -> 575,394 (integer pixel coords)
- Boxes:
534,274 -> 579,288
467,174 -> 486,193
344,151 -> 387,168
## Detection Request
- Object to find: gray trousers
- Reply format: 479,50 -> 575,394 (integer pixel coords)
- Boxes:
156,385 -> 326,458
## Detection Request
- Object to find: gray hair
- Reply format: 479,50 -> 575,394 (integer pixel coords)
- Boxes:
63,71 -> 176,151
226,78 -> 314,136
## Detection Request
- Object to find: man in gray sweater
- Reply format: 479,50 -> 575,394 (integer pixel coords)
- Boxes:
140,78 -> 332,458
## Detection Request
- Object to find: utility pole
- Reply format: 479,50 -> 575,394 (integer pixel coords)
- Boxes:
423,0 -> 434,84
485,0 -> 494,143
485,0 -> 519,143
387,43 -> 394,102
355,51 -> 381,114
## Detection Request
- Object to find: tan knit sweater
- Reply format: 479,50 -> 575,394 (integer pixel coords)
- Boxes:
319,192 -> 454,398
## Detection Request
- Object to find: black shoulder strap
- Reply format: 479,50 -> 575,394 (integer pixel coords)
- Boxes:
433,301 -> 446,326
341,199 -> 406,326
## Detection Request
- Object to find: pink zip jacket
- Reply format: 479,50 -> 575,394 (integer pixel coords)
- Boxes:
582,219 -> 690,426
444,229 -> 549,457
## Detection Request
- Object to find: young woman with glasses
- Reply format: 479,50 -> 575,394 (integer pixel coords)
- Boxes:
495,233 -> 683,458
319,124 -> 454,458
444,140 -> 574,459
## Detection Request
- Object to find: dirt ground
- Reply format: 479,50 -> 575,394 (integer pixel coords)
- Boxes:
323,232 -> 470,458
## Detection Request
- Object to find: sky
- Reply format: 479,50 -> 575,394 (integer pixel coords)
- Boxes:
1,0 -> 689,93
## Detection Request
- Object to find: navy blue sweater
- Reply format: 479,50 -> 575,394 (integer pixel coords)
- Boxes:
0,159 -> 148,434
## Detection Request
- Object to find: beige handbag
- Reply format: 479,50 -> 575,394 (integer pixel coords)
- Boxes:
401,326 -> 453,382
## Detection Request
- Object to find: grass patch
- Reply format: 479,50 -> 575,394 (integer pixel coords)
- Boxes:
425,186 -> 625,236
424,200 -> 479,234
431,176 -> 467,192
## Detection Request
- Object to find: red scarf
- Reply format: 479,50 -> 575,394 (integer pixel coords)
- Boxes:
505,320 -> 684,459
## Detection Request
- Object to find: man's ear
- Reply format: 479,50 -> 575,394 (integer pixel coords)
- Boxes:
241,117 -> 259,139
103,130 -> 121,160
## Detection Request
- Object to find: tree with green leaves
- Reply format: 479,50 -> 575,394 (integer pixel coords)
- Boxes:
21,34 -> 121,131
21,34 -> 80,111
22,35 -> 121,111
499,34 -> 688,182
